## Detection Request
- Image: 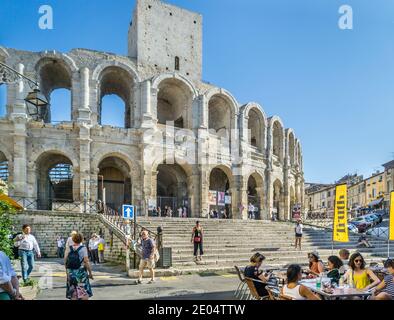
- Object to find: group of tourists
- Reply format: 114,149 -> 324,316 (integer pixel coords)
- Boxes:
209,208 -> 228,219
244,247 -> 394,300
57,232 -> 106,265
151,206 -> 188,218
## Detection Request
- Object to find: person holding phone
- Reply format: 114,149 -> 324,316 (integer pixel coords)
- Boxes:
244,253 -> 271,298
191,221 -> 204,261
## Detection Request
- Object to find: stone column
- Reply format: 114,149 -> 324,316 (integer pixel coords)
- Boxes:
10,63 -> 28,198
77,67 -> 91,123
265,169 -> 273,221
187,166 -> 201,218
78,123 -> 92,212
140,80 -> 154,128
199,165 -> 210,218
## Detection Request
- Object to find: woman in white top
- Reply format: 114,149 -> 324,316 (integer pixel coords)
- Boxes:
294,219 -> 303,250
282,264 -> 321,300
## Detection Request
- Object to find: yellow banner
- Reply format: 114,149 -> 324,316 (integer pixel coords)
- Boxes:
390,191 -> 394,241
333,184 -> 349,242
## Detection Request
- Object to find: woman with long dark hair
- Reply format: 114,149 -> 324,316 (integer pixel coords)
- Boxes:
344,252 -> 380,290
191,221 -> 204,261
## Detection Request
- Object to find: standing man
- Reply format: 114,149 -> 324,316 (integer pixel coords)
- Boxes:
56,236 -> 65,258
248,203 -> 255,220
135,230 -> 156,284
14,224 -> 41,283
88,234 -> 100,265
0,251 -> 24,300
178,207 -> 183,218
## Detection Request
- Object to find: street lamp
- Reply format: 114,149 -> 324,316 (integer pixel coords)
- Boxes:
0,61 -> 48,119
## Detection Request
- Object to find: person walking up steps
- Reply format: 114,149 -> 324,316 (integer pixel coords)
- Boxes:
191,221 -> 204,262
14,224 -> 41,283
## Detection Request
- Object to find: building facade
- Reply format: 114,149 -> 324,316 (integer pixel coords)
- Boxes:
0,0 -> 304,219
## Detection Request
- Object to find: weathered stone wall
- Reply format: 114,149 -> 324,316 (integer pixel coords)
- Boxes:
11,211 -> 127,265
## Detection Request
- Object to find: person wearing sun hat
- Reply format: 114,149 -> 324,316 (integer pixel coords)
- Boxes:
307,251 -> 324,277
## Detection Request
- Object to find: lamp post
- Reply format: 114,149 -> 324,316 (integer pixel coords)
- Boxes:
0,61 -> 48,119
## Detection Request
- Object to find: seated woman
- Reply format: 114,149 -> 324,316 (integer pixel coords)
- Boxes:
244,253 -> 272,298
371,258 -> 394,300
282,264 -> 321,300
326,256 -> 343,285
306,251 -> 324,278
344,252 -> 380,290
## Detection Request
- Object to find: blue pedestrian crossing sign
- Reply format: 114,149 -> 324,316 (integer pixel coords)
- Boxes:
122,205 -> 134,220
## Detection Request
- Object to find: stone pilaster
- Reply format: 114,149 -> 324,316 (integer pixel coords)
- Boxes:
77,67 -> 91,123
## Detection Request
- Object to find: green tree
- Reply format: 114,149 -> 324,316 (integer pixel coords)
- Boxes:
0,200 -> 16,258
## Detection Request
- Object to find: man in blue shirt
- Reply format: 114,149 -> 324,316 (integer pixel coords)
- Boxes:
0,251 -> 24,300
135,230 -> 156,284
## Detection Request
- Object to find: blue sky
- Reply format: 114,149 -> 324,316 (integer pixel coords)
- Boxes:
1,0 -> 393,183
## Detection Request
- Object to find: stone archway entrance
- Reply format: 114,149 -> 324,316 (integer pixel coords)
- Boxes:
273,179 -> 285,220
209,167 -> 232,218
98,157 -> 131,212
156,164 -> 190,217
247,173 -> 264,220
36,153 -> 74,210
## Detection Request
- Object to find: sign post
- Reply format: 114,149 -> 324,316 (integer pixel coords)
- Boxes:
389,191 -> 394,257
332,184 -> 349,254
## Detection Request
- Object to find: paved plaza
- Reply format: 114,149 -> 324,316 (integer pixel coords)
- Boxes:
17,259 -> 238,300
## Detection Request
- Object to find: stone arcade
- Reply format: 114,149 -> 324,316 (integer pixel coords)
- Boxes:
0,0 -> 304,220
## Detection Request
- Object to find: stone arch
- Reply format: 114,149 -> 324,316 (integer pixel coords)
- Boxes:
92,60 -> 140,83
152,73 -> 197,129
97,155 -> 132,212
155,163 -> 191,215
35,57 -> 74,123
269,116 -> 285,163
34,151 -> 75,210
95,65 -> 137,128
286,129 -> 296,167
273,178 -> 285,220
208,164 -> 234,218
246,170 -> 265,219
205,88 -> 239,137
242,102 -> 267,153
91,150 -> 140,182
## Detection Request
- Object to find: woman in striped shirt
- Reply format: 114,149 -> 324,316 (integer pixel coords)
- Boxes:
371,259 -> 394,300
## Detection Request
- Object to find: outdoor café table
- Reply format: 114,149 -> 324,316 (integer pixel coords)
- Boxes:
300,279 -> 373,300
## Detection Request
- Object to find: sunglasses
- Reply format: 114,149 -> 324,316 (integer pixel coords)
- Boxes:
354,259 -> 363,263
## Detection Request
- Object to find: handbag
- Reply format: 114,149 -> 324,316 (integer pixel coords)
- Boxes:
194,236 -> 201,243
71,285 -> 89,300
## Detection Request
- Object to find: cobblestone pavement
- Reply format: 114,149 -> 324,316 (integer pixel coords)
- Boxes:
14,259 -> 239,300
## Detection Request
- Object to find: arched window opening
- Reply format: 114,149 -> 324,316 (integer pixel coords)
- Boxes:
101,94 -> 126,128
38,59 -> 72,123
157,78 -> 192,128
98,67 -> 134,129
49,88 -> 72,123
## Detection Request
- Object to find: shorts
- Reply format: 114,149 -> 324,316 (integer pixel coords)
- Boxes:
295,233 -> 303,238
139,258 -> 155,269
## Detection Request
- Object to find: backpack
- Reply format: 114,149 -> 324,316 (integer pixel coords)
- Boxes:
66,246 -> 84,269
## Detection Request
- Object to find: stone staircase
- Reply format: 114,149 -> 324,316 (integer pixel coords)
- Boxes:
129,217 -> 390,277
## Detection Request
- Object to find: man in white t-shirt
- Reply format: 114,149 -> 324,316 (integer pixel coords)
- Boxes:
248,203 -> 255,219
14,224 -> 41,283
